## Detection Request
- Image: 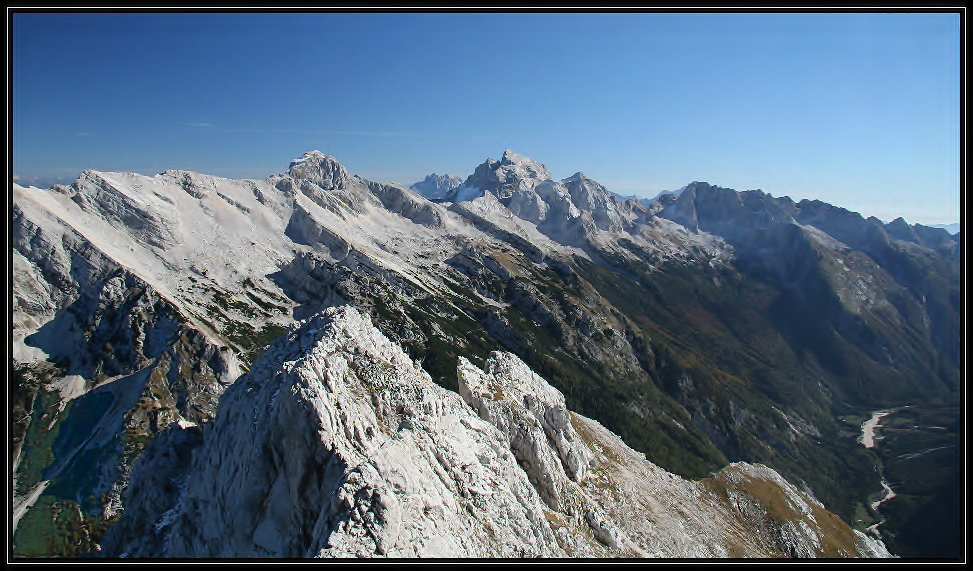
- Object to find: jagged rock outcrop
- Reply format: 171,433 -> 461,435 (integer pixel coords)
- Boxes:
410,173 -> 463,200
287,150 -> 352,191
447,151 -> 636,245
659,181 -> 797,241
562,172 -> 626,233
457,352 -> 592,513
100,306 -> 890,558
102,306 -> 566,558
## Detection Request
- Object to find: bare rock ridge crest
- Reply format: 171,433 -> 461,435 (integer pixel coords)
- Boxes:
100,306 -> 889,558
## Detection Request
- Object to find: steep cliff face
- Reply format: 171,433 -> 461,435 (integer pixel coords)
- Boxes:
11,280 -> 237,556
99,306 -> 889,558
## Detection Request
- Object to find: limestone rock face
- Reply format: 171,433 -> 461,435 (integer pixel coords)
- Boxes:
101,306 -> 891,559
106,306 -> 565,558
660,182 -> 796,241
457,352 -> 592,512
562,172 -> 625,233
458,351 -> 892,559
287,150 -> 352,191
448,151 -> 631,242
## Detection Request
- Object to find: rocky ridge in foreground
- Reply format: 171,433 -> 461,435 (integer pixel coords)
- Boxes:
99,306 -> 890,558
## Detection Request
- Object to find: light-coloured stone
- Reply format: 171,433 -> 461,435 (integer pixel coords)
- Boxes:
102,306 -> 890,558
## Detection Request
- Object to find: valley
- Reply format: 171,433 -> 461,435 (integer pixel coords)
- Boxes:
869,402 -> 961,558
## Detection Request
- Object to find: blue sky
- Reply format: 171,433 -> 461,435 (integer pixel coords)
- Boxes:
12,11 -> 961,225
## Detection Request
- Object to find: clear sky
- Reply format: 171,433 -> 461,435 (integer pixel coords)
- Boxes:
11,11 -> 962,226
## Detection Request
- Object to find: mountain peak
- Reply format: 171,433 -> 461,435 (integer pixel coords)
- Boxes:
446,151 -> 551,204
287,150 -> 350,190
499,150 -> 552,181
500,148 -> 521,161
411,173 -> 463,200
288,149 -> 329,168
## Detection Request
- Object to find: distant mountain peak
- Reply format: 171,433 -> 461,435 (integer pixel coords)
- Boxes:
446,150 -> 551,204
286,150 -> 350,189
289,149 -> 329,168
411,173 -> 463,200
500,148 -> 524,162
641,184 -> 688,205
498,150 -> 552,181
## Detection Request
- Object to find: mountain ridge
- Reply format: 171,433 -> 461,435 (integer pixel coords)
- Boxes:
97,305 -> 890,558
11,149 -> 959,558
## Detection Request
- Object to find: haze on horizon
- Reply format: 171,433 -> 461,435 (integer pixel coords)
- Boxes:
11,11 -> 961,226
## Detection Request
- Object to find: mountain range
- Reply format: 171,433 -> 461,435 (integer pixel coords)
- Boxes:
11,149 -> 960,558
